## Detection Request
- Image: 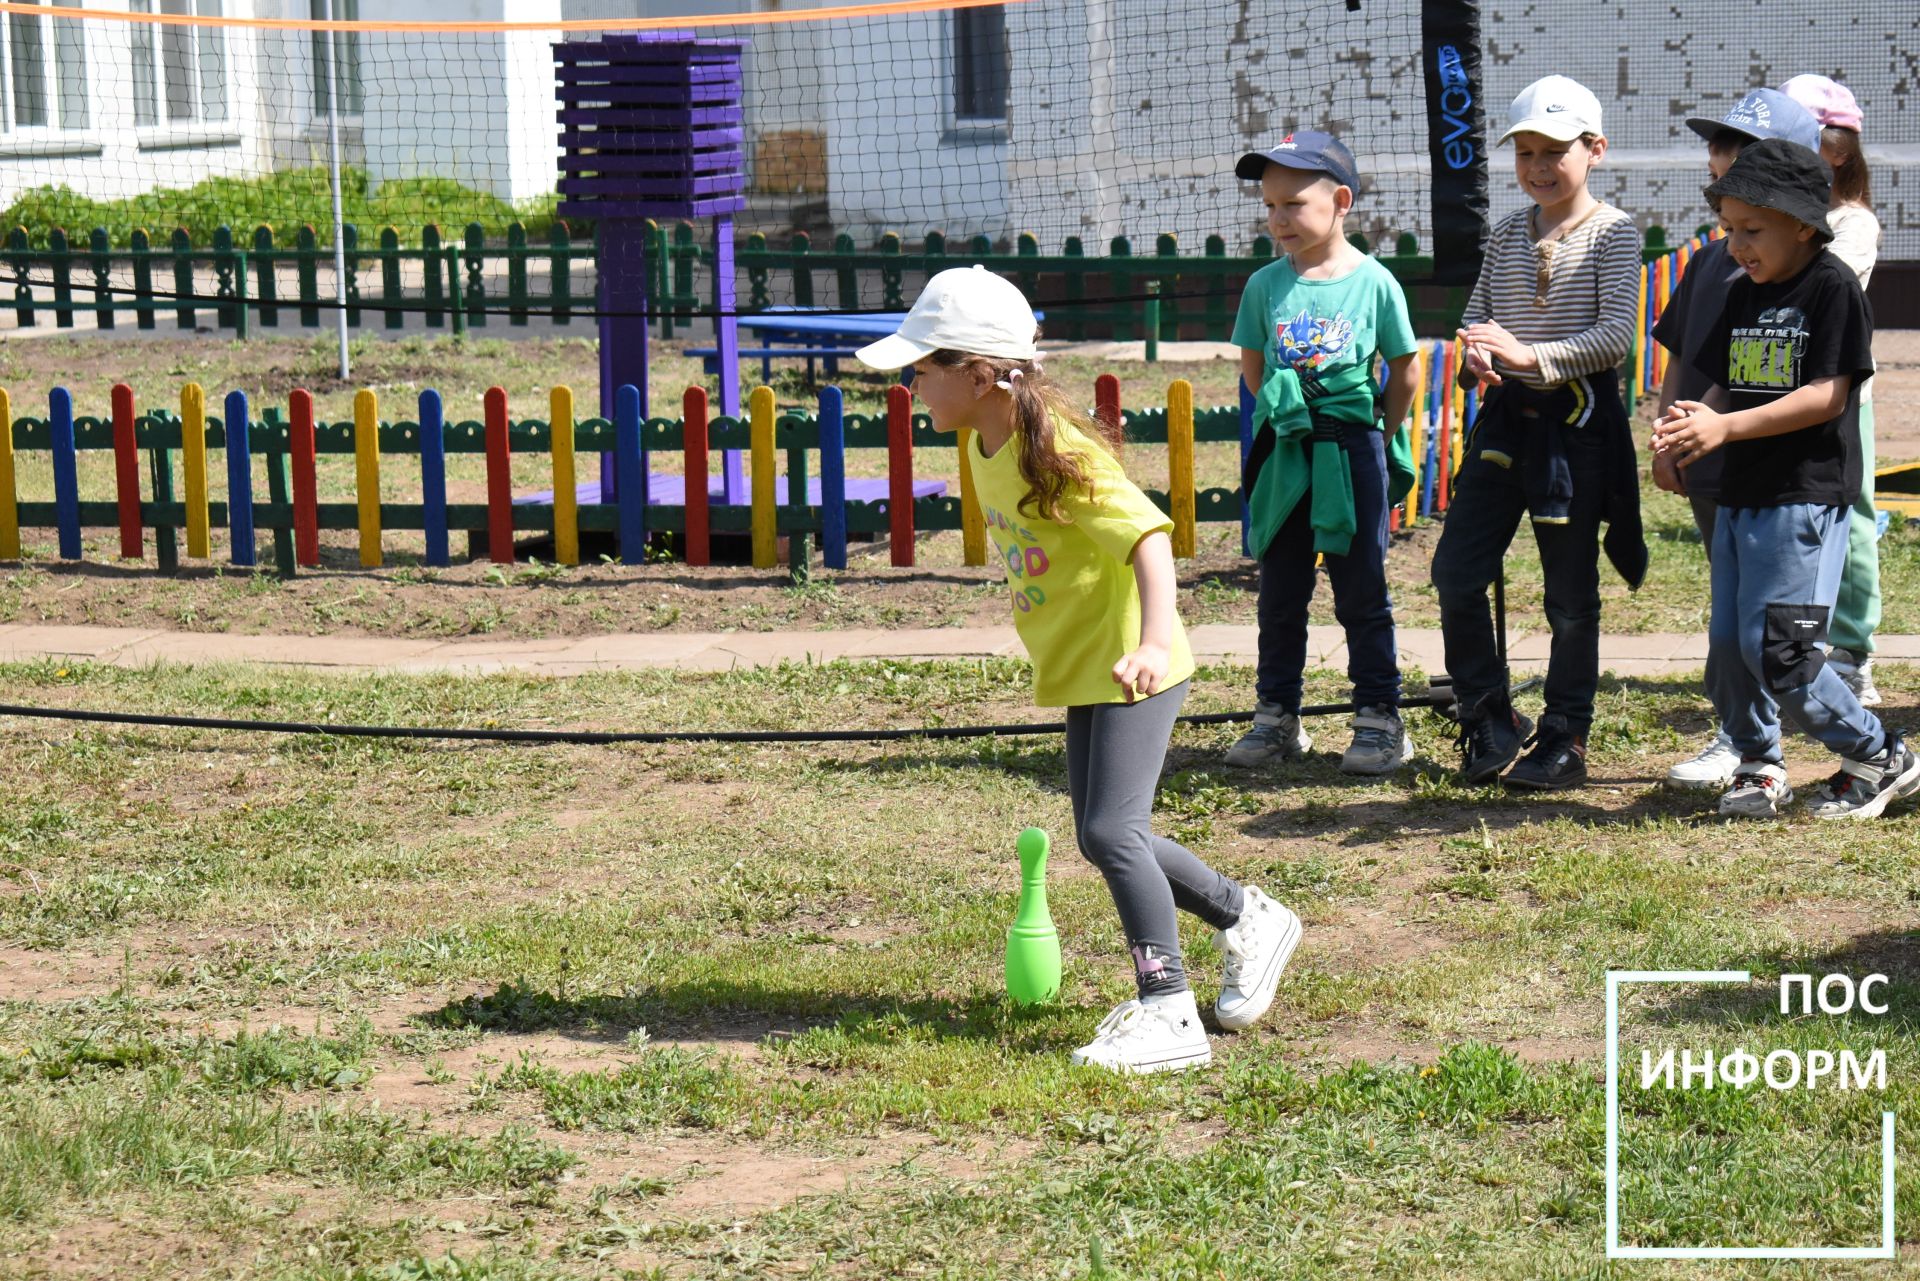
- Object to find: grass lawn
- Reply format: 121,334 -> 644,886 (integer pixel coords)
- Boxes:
3,657 -> 1918,1278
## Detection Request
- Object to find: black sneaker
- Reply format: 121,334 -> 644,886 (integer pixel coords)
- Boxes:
1807,735 -> 1920,820
1503,714 -> 1589,791
1453,691 -> 1533,785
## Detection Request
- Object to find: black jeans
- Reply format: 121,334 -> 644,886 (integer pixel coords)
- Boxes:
1255,426 -> 1400,713
1430,404 -> 1609,734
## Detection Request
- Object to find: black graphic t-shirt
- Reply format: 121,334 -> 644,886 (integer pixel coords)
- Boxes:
1692,250 -> 1875,509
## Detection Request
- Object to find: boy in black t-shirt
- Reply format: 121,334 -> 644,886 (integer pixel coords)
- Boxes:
1655,138 -> 1915,819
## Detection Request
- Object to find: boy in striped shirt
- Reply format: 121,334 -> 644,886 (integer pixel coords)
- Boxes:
1432,75 -> 1646,790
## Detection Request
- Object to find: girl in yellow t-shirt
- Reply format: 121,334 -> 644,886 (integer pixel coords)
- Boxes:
858,266 -> 1303,1074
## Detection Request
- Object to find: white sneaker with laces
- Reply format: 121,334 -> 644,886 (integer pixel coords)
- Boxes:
1829,648 -> 1883,707
1667,730 -> 1741,790
1718,761 -> 1793,817
1070,990 -> 1212,1074
1213,886 -> 1302,1031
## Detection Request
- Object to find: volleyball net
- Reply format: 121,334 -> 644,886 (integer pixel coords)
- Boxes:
0,0 -> 1908,327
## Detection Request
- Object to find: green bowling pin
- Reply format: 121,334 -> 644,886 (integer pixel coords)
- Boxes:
1005,827 -> 1061,1005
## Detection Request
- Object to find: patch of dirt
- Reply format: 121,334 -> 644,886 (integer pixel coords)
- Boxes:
1298,1020 -> 1598,1069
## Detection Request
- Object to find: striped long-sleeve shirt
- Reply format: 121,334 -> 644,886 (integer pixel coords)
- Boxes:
1462,204 -> 1642,389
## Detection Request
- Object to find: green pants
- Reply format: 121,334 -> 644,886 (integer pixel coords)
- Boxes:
1832,395 -> 1881,655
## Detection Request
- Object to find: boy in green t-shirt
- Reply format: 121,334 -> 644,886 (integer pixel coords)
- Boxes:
1222,130 -> 1421,775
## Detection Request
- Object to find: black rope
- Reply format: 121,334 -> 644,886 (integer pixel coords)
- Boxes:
0,266 -> 1253,323
0,687 -> 1460,746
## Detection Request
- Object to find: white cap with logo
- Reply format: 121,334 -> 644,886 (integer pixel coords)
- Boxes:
1497,74 -> 1604,145
854,265 -> 1040,370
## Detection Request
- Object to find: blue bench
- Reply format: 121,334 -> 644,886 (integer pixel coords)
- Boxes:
685,344 -> 865,382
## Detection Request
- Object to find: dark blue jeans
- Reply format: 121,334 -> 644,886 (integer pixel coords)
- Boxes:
1431,406 -> 1607,734
1256,426 -> 1400,713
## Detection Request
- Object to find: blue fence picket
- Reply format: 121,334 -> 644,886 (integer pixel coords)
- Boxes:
818,385 -> 847,569
419,389 -> 450,567
615,383 -> 647,564
1237,375 -> 1254,558
49,387 -> 81,560
225,389 -> 255,565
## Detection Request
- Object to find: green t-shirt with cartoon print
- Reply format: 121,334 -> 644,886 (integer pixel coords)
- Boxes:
1232,254 -> 1417,414
969,418 -> 1196,708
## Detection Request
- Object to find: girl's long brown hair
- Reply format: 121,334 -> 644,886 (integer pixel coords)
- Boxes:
1823,125 -> 1872,209
926,347 -> 1125,524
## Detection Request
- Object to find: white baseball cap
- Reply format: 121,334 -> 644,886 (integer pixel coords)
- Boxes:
854,265 -> 1040,370
1498,75 -> 1604,145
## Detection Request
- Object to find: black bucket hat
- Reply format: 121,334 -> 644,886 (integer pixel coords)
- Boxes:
1703,137 -> 1834,241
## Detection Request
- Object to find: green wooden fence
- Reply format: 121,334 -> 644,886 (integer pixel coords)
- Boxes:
1,218 -> 1710,342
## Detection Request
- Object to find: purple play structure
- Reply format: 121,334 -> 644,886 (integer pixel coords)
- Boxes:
544,32 -> 944,536
554,32 -> 749,504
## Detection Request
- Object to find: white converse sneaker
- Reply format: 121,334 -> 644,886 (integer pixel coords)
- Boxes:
1070,991 -> 1211,1074
1718,761 -> 1793,817
1829,648 -> 1883,707
1213,886 -> 1302,1032
1667,730 -> 1741,790
1223,702 -> 1312,767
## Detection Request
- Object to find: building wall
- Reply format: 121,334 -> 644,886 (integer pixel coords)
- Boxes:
998,0 -> 1916,261
0,0 -> 275,210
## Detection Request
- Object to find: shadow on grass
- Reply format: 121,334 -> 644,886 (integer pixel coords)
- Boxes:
1630,928 -> 1920,1037
415,977 -> 1074,1052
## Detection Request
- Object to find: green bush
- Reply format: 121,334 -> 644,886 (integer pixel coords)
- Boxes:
0,167 -> 576,249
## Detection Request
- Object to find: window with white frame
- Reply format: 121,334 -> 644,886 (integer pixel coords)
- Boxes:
131,0 -> 227,127
0,0 -> 88,132
310,0 -> 363,118
951,4 -> 1007,129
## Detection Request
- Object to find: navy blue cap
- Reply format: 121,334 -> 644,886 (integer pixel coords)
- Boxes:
1235,130 -> 1361,190
1686,88 -> 1823,153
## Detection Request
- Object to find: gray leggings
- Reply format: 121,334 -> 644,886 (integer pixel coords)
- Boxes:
1066,680 -> 1246,998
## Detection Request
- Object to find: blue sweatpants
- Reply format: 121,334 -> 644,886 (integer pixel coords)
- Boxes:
1707,504 -> 1889,766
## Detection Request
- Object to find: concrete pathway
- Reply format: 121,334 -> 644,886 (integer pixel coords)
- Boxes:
3,620 -> 1916,679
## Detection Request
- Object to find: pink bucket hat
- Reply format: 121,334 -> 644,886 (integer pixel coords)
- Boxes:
1781,74 -> 1863,132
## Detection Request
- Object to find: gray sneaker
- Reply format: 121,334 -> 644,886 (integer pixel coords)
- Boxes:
1829,647 -> 1883,707
1718,762 -> 1793,817
1224,703 -> 1311,767
1807,737 -> 1920,820
1340,705 -> 1412,775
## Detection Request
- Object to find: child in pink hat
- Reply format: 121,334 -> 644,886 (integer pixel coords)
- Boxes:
1783,73 -> 1883,706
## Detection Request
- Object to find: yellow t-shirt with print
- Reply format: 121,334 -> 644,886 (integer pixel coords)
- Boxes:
968,419 -> 1196,708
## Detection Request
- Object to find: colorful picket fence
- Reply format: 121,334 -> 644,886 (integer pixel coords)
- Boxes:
1631,223 -> 1725,408
0,342 -> 1485,581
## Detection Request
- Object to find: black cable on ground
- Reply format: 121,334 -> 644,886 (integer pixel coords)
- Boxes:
0,686 -> 1471,746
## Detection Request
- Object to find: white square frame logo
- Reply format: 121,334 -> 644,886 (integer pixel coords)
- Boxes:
1605,969 -> 1895,1260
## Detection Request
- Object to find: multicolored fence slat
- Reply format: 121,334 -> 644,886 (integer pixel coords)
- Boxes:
886,383 -> 914,567
111,383 -> 141,559
225,389 -> 255,567
1168,378 -> 1196,558
48,387 -> 79,560
417,388 -> 448,569
354,388 -> 382,568
680,385 -> 709,567
749,385 -> 777,570
484,386 -> 513,566
4,296 -> 1715,584
181,381 -> 210,559
550,385 -> 578,567
613,383 -> 647,566
0,388 -> 17,560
